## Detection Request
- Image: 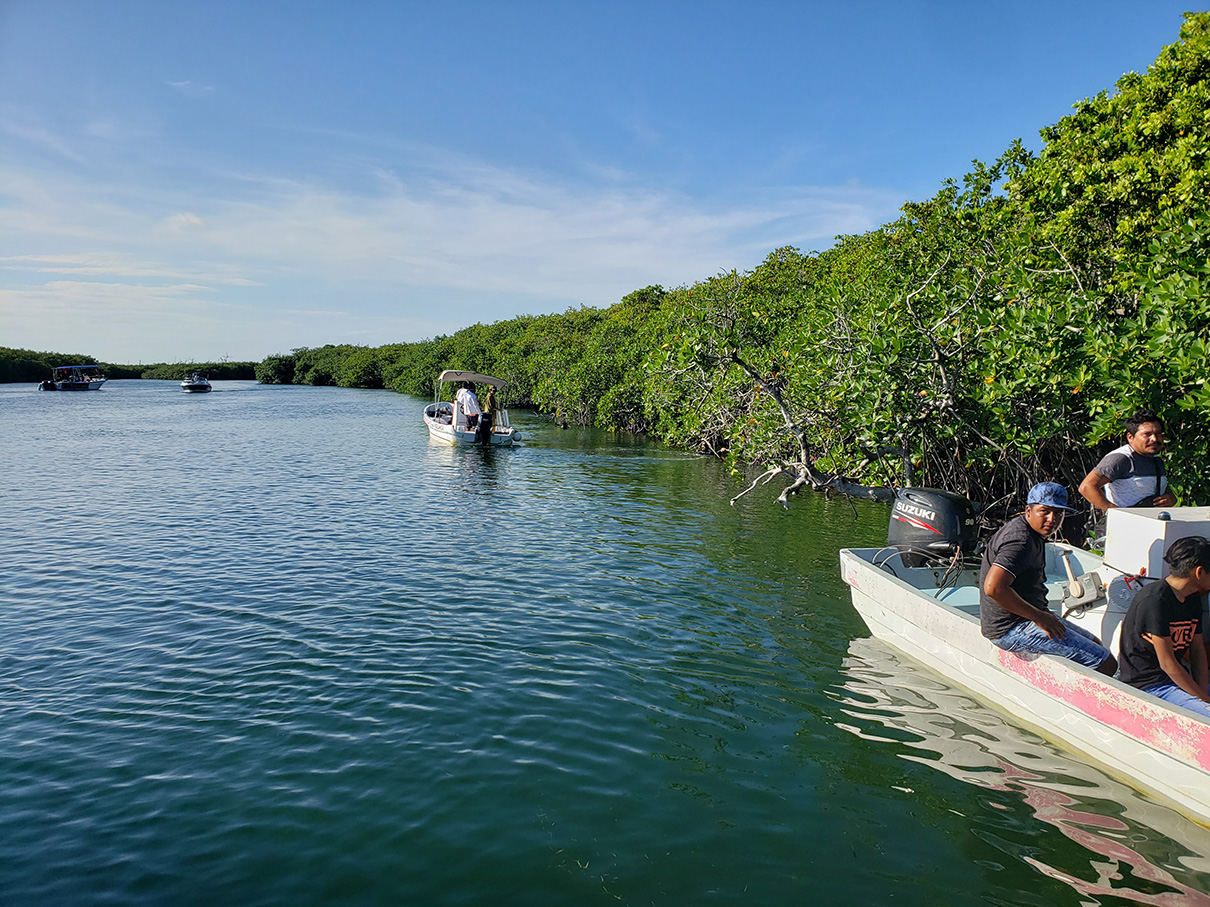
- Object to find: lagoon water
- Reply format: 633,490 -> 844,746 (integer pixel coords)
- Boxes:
2,380 -> 1209,906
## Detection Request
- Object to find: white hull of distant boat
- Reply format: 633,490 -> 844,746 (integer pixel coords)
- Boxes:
423,370 -> 520,446
42,365 -> 106,390
56,379 -> 105,391
840,505 -> 1210,828
181,374 -> 212,392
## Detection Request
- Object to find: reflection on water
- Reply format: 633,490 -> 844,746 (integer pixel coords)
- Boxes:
835,638 -> 1210,904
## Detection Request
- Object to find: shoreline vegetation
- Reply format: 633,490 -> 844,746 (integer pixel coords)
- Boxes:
9,14 -> 1209,511
0,350 -> 258,383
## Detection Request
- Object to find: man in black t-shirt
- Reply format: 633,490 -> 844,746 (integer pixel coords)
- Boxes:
1119,536 -> 1210,718
979,482 -> 1117,675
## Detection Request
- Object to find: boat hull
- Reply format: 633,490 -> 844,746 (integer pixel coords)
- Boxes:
56,380 -> 105,390
423,415 -> 517,446
181,385 -> 212,392
423,399 -> 518,446
840,547 -> 1210,827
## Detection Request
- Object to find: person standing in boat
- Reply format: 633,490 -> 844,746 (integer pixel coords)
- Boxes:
1118,536 -> 1210,718
1078,410 -> 1176,511
979,482 -> 1118,676
455,382 -> 482,433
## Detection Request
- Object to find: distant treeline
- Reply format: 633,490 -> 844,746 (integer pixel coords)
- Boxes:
257,14 -> 1210,507
0,348 -> 257,382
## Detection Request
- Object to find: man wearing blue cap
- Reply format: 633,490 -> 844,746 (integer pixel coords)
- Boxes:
979,482 -> 1118,675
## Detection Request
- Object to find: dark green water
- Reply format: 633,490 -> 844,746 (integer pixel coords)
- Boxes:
2,381 -> 1208,905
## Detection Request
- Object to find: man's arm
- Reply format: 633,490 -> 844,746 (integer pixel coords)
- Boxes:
984,564 -> 1067,640
1192,633 -> 1208,691
1078,470 -> 1114,510
1146,633 -> 1210,702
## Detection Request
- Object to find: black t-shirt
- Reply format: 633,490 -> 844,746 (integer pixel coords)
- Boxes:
1119,580 -> 1204,690
979,514 -> 1048,640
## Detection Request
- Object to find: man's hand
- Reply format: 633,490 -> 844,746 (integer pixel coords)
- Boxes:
1034,609 -> 1068,641
984,565 -> 1068,640
1153,491 -> 1176,507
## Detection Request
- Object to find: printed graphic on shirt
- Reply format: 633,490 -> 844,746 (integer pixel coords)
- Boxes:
1169,619 -> 1199,655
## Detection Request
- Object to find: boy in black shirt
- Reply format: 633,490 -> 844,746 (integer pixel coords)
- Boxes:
1120,536 -> 1210,718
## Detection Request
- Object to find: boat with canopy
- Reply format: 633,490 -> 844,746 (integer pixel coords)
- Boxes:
422,370 -> 521,446
40,365 -> 106,391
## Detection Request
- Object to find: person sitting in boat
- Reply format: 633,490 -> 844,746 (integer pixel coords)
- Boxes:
1118,536 -> 1210,718
1078,410 -> 1176,511
455,382 -> 482,431
979,482 -> 1118,676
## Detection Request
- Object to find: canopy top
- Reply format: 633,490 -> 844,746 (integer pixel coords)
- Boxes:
437,370 -> 506,388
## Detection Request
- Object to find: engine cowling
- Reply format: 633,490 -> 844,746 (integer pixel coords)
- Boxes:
887,487 -> 978,567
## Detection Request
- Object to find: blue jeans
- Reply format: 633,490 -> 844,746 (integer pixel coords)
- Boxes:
1142,683 -> 1210,719
993,618 -> 1111,668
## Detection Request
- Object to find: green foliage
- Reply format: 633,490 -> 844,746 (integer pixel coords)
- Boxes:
0,347 -> 100,383
255,353 -> 297,384
137,361 -> 257,380
1012,12 -> 1210,292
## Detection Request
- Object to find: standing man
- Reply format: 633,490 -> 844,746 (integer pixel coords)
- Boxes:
980,482 -> 1118,675
1118,536 -> 1210,718
1078,410 -> 1176,511
455,382 -> 481,433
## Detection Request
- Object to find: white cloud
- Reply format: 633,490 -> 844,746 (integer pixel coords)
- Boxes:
166,80 -> 216,98
0,122 -> 87,164
161,212 -> 204,231
0,140 -> 905,360
0,252 -> 258,286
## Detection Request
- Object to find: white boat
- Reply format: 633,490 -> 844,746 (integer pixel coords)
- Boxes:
181,372 -> 212,393
423,370 -> 520,446
42,364 -> 106,391
840,503 -> 1210,827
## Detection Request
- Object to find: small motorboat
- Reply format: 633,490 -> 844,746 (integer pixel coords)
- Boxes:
840,492 -> 1210,827
423,370 -> 520,446
181,372 -> 212,393
42,364 -> 106,390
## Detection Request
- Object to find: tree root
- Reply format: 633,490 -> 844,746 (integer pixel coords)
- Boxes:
730,463 -> 896,508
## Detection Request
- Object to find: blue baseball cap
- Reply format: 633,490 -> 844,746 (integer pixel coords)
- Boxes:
1026,482 -> 1077,511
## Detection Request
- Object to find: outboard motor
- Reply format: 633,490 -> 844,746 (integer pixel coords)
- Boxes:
888,487 -> 979,567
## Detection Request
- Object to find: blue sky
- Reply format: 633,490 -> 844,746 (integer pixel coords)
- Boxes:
0,1 -> 1199,363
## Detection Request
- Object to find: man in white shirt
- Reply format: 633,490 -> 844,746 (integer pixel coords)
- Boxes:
1079,410 -> 1176,511
455,382 -> 482,431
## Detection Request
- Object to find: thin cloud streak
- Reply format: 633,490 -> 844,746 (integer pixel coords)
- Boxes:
0,143 -> 905,360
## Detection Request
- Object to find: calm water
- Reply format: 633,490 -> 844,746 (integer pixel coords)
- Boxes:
2,380 -> 1208,906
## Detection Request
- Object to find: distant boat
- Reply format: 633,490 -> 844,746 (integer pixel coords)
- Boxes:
41,364 -> 106,391
423,370 -> 520,445
180,373 -> 212,393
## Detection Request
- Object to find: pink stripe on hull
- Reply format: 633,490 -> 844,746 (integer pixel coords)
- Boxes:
998,650 -> 1210,770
